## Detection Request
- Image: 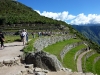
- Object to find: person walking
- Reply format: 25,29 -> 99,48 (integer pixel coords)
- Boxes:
21,29 -> 27,46
0,31 -> 5,49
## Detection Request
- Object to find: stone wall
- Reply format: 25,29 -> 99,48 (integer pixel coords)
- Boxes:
74,47 -> 87,60
60,41 -> 84,60
34,34 -> 74,52
94,56 -> 100,63
85,51 -> 96,60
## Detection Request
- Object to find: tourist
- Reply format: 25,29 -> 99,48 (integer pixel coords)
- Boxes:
21,29 -> 27,46
19,30 -> 23,42
38,32 -> 41,37
0,31 -> 5,49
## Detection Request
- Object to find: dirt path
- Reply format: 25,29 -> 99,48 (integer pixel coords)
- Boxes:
0,41 -> 26,75
0,42 -> 24,61
77,50 -> 91,72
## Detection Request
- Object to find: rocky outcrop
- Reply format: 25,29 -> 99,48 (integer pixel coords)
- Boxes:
25,51 -> 63,71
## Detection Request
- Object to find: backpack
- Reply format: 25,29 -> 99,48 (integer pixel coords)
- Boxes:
21,33 -> 25,37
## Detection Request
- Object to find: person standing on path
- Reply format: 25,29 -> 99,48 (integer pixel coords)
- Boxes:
21,29 -> 27,46
0,31 -> 5,49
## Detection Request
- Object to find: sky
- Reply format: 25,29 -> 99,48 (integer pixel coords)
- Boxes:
18,0 -> 100,25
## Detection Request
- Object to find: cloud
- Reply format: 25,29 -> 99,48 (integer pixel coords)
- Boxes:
35,10 -> 100,25
71,13 -> 100,25
36,10 -> 75,21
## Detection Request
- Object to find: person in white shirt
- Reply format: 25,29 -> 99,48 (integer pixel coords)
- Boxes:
21,29 -> 27,46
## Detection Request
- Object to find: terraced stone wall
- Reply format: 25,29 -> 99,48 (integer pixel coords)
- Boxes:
94,56 -> 100,63
34,34 -> 74,52
74,47 -> 87,60
60,41 -> 84,60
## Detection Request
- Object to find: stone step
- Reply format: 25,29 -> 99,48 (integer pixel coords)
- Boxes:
0,64 -> 34,75
0,57 -> 21,67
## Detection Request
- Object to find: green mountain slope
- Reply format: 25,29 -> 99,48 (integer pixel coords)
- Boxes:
0,0 -> 67,28
72,25 -> 100,45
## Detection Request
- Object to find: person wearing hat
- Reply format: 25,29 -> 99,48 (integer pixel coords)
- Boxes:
0,31 -> 5,49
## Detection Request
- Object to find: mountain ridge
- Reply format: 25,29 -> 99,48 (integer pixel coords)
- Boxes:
72,24 -> 100,45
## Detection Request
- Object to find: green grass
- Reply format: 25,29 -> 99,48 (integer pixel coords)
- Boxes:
63,44 -> 86,71
23,37 -> 37,53
83,53 -> 100,73
4,35 -> 33,43
5,35 -> 20,43
95,60 -> 100,75
44,38 -> 82,60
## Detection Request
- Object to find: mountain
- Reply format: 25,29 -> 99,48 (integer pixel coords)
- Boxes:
72,25 -> 100,45
0,0 -> 68,31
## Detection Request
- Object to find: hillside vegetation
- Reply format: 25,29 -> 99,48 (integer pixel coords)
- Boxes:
0,0 -> 68,31
72,25 -> 100,45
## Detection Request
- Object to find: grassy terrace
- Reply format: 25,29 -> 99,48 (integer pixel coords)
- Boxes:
44,38 -> 82,59
95,60 -> 100,75
23,37 -> 38,53
82,52 -> 100,75
5,35 -> 33,43
63,44 -> 86,71
5,35 -> 21,43
43,38 -> 85,71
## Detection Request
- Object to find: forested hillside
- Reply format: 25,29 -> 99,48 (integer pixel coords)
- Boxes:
0,0 -> 66,25
0,0 -> 71,31
72,25 -> 100,45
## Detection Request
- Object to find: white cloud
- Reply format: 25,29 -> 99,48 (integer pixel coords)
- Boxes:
36,10 -> 75,21
35,10 -> 100,25
71,13 -> 100,25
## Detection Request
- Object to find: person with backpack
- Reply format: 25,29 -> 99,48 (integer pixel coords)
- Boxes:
0,31 -> 5,50
21,29 -> 27,46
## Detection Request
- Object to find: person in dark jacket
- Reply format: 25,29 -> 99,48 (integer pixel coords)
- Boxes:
0,31 -> 5,49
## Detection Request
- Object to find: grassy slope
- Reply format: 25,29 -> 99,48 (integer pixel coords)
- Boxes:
83,53 -> 100,74
24,37 -> 38,53
63,44 -> 86,71
95,60 -> 100,75
5,35 -> 33,43
43,38 -> 87,71
44,38 -> 82,60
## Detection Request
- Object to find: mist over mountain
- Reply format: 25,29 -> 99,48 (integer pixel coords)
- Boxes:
72,23 -> 100,26
72,24 -> 100,45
